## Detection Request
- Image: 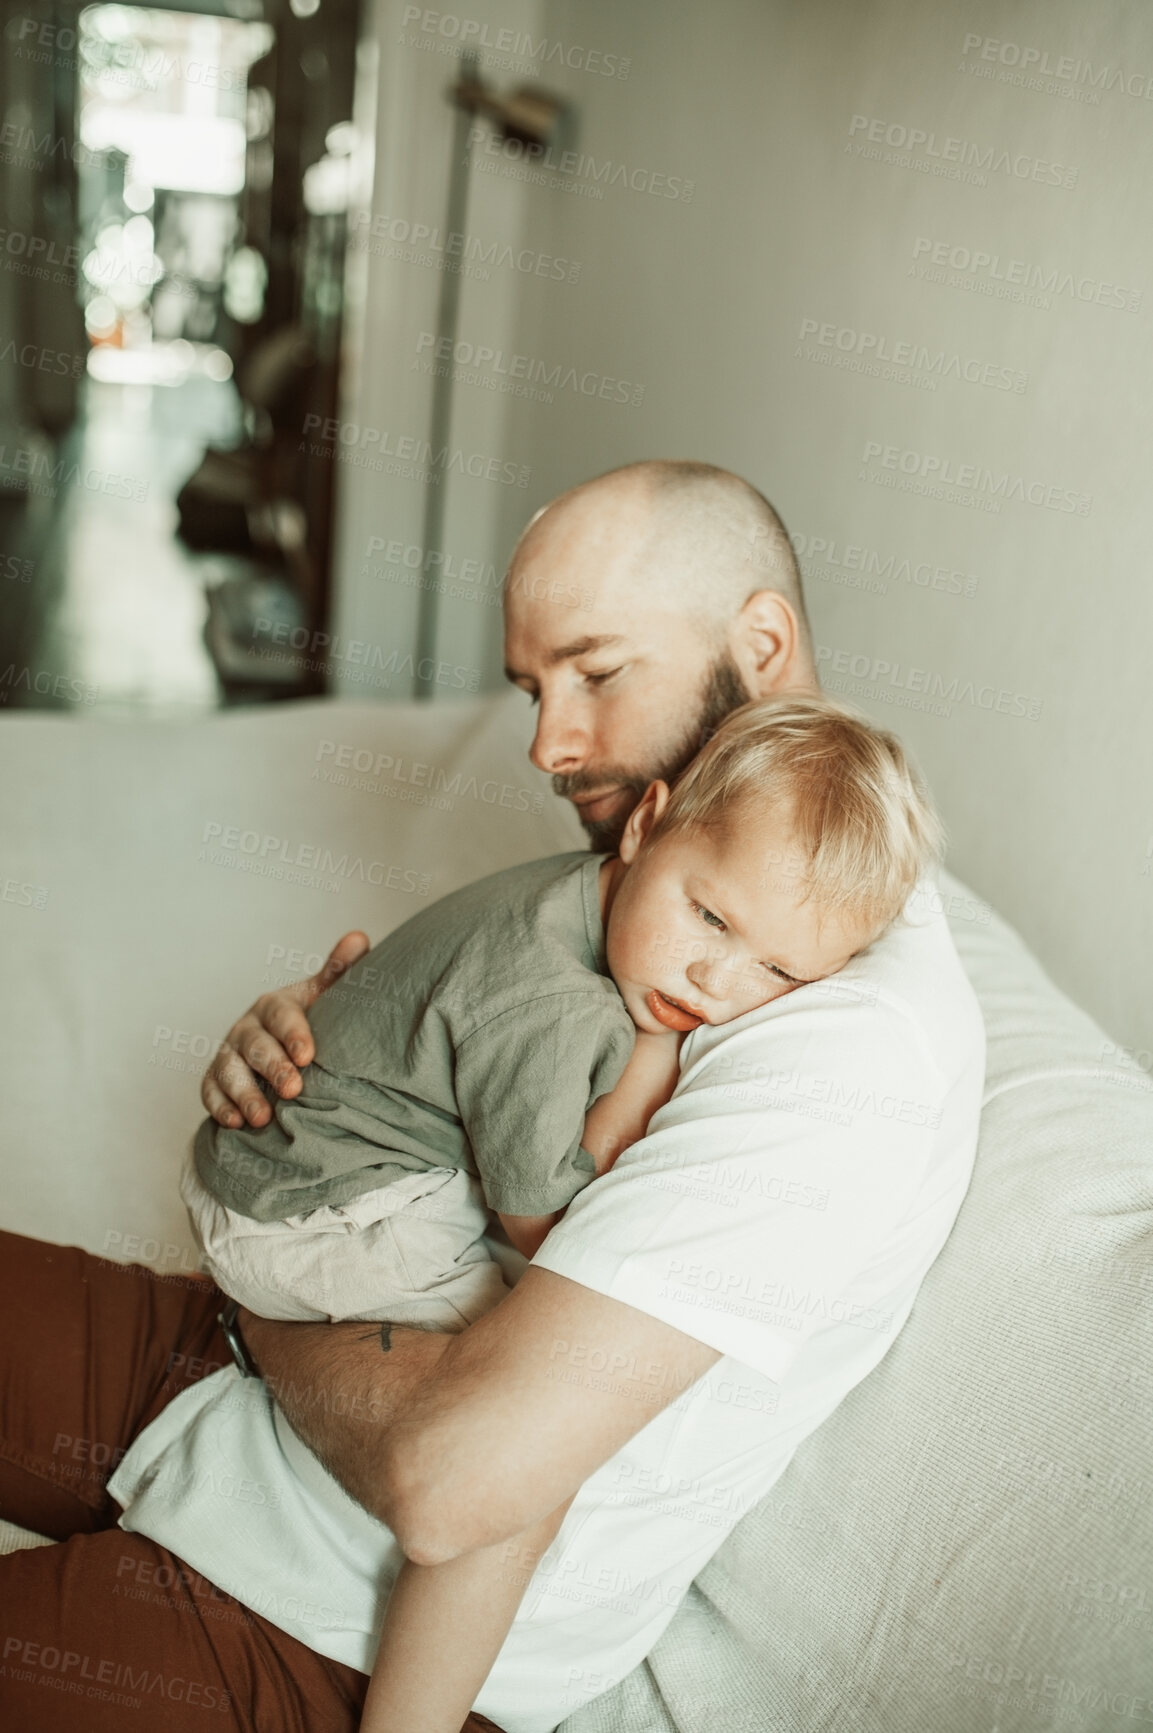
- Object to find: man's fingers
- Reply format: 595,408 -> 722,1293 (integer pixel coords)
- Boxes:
231,1020 -> 305,1101
199,934 -> 370,1126
201,1068 -> 244,1129
251,992 -> 321,1071
203,1042 -> 276,1128
305,932 -> 372,1002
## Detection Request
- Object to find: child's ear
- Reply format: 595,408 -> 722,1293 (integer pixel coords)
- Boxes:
618,781 -> 670,863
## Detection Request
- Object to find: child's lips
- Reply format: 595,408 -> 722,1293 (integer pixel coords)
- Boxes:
647,989 -> 704,1032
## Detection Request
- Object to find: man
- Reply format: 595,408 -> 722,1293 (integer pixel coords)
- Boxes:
204,461 -> 816,1127
0,462 -> 984,1733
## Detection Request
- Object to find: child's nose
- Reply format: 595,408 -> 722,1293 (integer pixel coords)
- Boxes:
685,958 -> 734,1001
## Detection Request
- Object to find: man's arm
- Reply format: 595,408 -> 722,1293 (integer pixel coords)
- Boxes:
201,931 -> 370,1128
240,1265 -> 719,1567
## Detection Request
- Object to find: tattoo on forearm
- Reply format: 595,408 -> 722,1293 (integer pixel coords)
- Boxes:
354,1323 -> 394,1353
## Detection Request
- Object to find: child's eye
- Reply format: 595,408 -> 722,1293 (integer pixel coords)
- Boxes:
584,667 -> 622,687
691,902 -> 726,931
762,961 -> 801,985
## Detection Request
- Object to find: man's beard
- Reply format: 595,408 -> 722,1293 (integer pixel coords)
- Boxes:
554,649 -> 750,851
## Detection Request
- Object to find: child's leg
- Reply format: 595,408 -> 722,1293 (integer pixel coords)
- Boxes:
359,1497 -> 573,1733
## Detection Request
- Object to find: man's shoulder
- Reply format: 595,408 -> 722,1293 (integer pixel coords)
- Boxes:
682,886 -> 984,1095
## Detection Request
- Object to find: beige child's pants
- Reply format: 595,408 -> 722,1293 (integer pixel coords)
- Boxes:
180,1150 -> 510,1329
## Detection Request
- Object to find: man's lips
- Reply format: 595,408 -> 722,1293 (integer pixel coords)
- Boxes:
647,989 -> 704,1032
571,788 -> 625,824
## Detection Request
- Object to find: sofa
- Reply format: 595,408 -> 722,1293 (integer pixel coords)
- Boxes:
2,692 -> 1151,1731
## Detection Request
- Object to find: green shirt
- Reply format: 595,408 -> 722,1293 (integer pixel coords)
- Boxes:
194,852 -> 636,1220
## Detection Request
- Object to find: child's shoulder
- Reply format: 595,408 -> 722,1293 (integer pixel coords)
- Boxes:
434,851 -> 612,1019
348,851 -> 603,991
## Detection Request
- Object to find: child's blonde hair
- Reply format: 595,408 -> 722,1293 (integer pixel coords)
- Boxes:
654,695 -> 944,931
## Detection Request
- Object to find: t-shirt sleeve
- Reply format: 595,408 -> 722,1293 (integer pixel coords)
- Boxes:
453,989 -> 636,1215
532,992 -> 951,1380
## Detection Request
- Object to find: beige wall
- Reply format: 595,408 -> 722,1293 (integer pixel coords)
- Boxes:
336,0 -> 1153,1061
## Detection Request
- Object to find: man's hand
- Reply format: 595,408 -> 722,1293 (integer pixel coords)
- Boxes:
200,931 -> 371,1128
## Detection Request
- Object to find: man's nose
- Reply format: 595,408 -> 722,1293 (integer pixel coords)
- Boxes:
528,696 -> 590,775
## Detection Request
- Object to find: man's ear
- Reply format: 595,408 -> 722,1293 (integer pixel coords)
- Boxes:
729,590 -> 806,697
618,781 -> 670,864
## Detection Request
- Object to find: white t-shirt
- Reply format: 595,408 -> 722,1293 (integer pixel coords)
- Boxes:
108,883 -> 984,1733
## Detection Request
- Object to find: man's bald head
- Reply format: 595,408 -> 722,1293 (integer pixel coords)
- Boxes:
508,459 -> 814,672
503,459 -> 817,849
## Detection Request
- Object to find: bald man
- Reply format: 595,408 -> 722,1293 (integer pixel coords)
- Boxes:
0,462 -> 984,1733
204,460 -> 817,1127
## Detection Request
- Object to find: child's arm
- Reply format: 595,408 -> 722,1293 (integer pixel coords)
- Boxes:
359,1496 -> 573,1733
495,1209 -> 564,1260
581,1028 -> 684,1176
495,1029 -> 683,1259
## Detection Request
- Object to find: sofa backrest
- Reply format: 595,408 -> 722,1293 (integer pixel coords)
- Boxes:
563,880 -> 1153,1732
